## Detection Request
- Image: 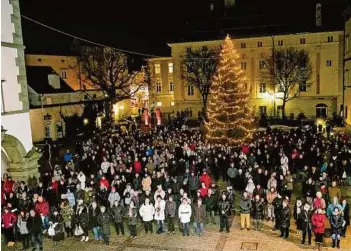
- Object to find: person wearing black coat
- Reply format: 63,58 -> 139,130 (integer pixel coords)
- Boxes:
330,207 -> 344,249
111,200 -> 125,235
97,206 -> 110,245
252,195 -> 264,231
341,199 -> 349,237
298,202 -> 313,245
279,199 -> 291,238
49,208 -> 65,246
88,201 -> 101,240
273,194 -> 283,231
74,200 -> 90,242
27,209 -> 44,251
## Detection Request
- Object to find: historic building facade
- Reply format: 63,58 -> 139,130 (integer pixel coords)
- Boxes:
1,0 -> 40,179
149,30 -> 344,120
344,7 -> 351,126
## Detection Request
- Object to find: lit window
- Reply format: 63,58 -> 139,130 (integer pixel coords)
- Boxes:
240,42 -> 246,49
259,83 -> 266,93
327,36 -> 333,43
59,69 -> 68,79
156,82 -> 162,93
241,62 -> 247,70
169,82 -> 174,92
257,41 -> 263,47
188,85 -> 194,96
259,106 -> 267,115
299,81 -> 307,92
168,62 -> 173,73
46,97 -> 52,105
278,40 -> 284,46
156,102 -> 162,107
326,60 -> 332,67
300,38 -> 306,44
259,60 -> 265,70
154,63 -> 161,74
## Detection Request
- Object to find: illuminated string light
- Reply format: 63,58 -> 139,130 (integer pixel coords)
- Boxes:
205,35 -> 254,145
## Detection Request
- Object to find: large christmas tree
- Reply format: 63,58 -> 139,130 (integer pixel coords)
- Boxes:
205,35 -> 254,144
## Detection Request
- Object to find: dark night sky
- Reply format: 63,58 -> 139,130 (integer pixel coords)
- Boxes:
19,0 -> 349,57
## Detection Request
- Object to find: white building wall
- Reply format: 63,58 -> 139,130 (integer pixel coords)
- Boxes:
1,0 -> 15,43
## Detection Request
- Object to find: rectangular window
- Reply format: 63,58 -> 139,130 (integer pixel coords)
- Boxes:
259,83 -> 266,93
154,63 -> 161,74
257,41 -> 263,47
59,69 -> 68,79
259,106 -> 267,115
299,81 -> 307,92
278,40 -> 284,46
327,36 -> 334,43
259,60 -> 265,69
346,35 -> 350,53
326,60 -> 332,67
168,62 -> 174,73
240,42 -> 246,48
169,81 -> 174,92
300,38 -> 306,44
241,62 -> 247,70
46,97 -> 52,105
187,85 -> 194,96
156,82 -> 162,93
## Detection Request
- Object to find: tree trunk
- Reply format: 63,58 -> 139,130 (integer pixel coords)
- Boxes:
281,100 -> 286,120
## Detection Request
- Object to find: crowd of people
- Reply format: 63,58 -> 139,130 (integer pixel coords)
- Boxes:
1,119 -> 351,250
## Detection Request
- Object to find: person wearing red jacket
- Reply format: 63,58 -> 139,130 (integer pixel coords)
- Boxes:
133,158 -> 142,174
199,182 -> 208,198
311,208 -> 327,247
35,196 -> 49,230
3,176 -> 15,194
199,171 -> 211,189
99,176 -> 110,190
1,207 -> 17,247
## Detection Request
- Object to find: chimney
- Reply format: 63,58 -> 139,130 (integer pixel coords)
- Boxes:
48,74 -> 61,89
316,3 -> 322,27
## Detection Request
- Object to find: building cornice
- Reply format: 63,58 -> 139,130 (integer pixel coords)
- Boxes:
1,41 -> 25,49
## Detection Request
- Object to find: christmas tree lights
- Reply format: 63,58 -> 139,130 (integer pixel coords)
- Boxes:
205,35 -> 254,145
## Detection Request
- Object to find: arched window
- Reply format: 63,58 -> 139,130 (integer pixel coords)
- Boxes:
316,104 -> 328,118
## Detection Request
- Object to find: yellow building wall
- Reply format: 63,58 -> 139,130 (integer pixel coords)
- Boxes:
345,13 -> 351,125
166,31 -> 343,119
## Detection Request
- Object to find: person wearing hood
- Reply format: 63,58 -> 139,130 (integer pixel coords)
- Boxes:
97,206 -> 111,245
330,207 -> 344,249
240,191 -> 252,231
298,202 -> 313,245
279,199 -> 291,238
108,187 -> 120,208
139,198 -> 155,234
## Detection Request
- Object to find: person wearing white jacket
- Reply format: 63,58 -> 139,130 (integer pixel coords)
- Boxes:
154,195 -> 166,234
139,198 -> 155,234
178,198 -> 192,236
108,187 -> 120,208
77,171 -> 86,189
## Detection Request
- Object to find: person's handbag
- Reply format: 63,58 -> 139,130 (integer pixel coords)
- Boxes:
48,226 -> 55,236
74,225 -> 84,236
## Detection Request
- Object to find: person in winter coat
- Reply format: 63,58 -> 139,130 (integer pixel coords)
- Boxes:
341,199 -> 349,237
165,196 -> 177,233
227,163 -> 238,188
313,191 -> 326,210
35,196 -> 49,230
128,201 -> 138,238
178,197 -> 192,236
193,198 -> 206,236
66,189 -> 76,208
49,208 -> 65,246
108,187 -> 120,208
74,200 -> 89,242
139,198 -> 155,234
89,201 -> 101,240
142,173 -> 152,192
218,193 -> 230,233
284,170 -> 293,199
267,173 -> 277,190
266,187 -> 277,222
199,171 -> 211,189
154,195 -> 166,234
2,207 -> 17,247
60,200 -> 74,237
327,197 -> 343,219
205,188 -> 217,224
298,202 -> 313,245
17,210 -> 30,250
27,209 -> 43,251
240,191 -> 252,230
111,200 -> 125,235
154,185 -> 166,201
123,184 -> 134,207
312,208 -> 327,246
252,194 -> 264,231
279,199 -> 291,238
188,172 -> 199,199
303,178 -> 316,205
328,181 -> 341,203
293,198 -> 303,230
330,207 -> 344,249
97,206 -> 110,245
273,193 -> 283,231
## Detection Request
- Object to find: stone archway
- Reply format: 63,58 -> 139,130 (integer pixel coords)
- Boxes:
1,133 -> 40,180
1,150 -> 9,175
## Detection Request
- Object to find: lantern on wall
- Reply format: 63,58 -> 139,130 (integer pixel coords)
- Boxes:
144,109 -> 149,126
156,108 -> 161,126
